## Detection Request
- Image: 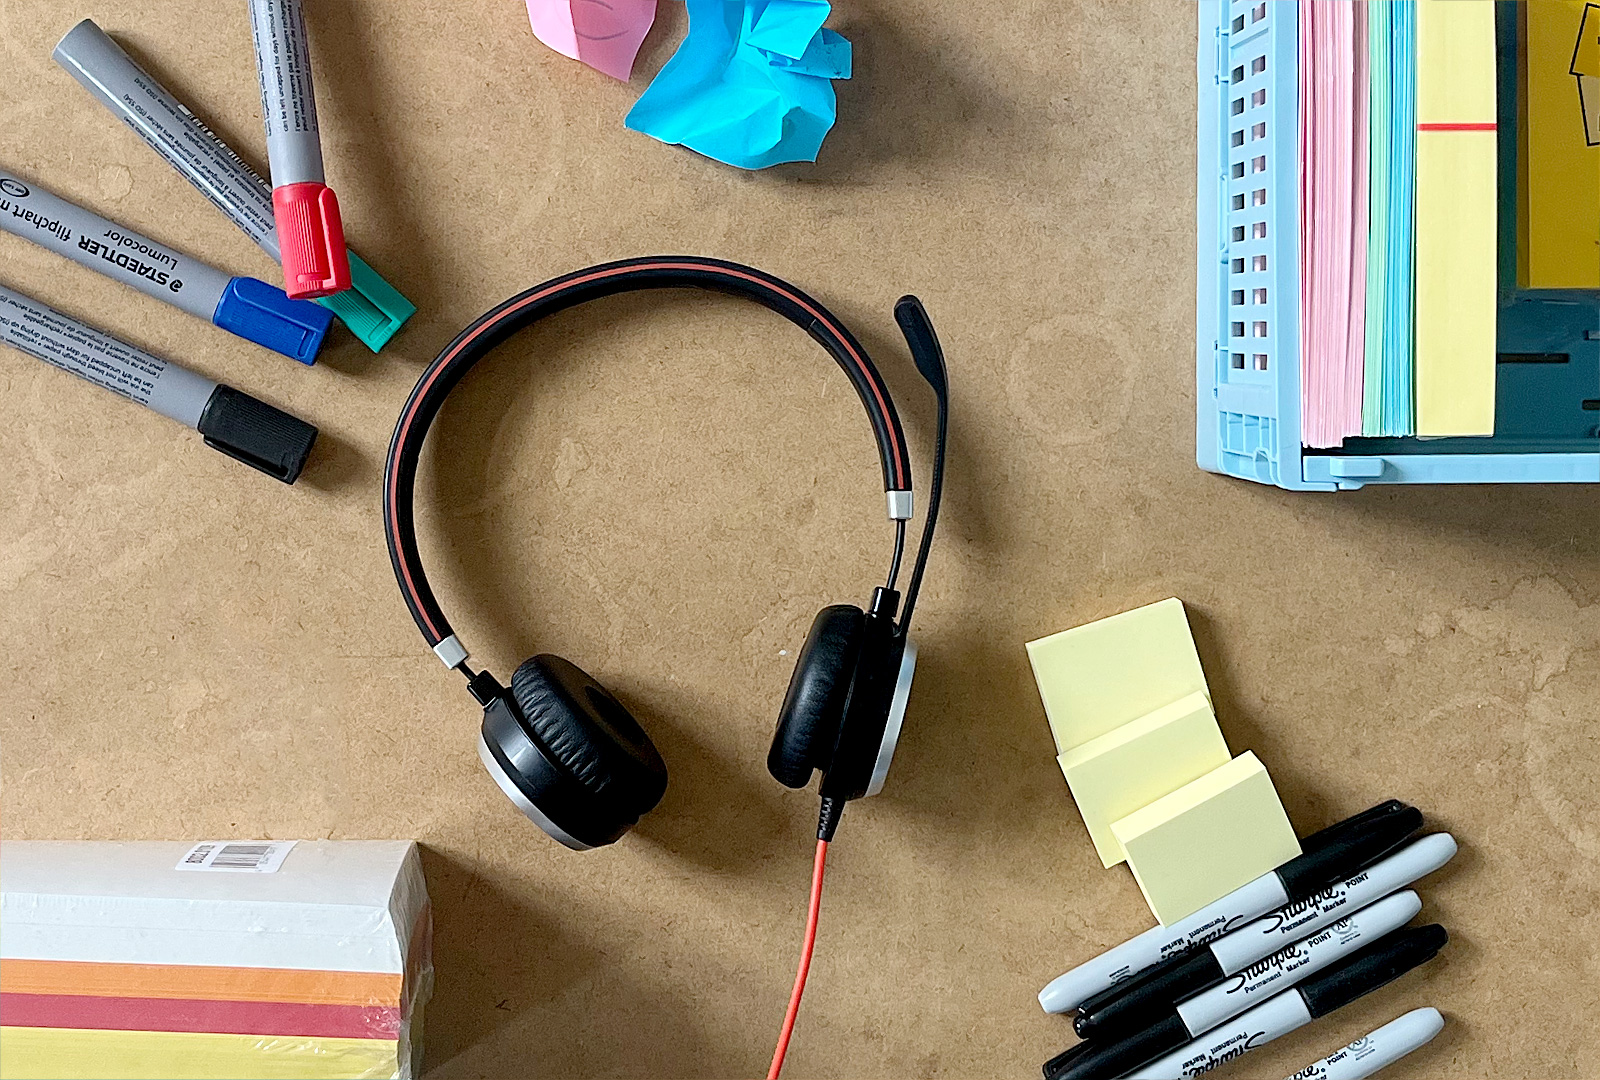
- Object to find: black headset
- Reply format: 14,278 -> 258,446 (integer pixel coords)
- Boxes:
384,256 -> 947,849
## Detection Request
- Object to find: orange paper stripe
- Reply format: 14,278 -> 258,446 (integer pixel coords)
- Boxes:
0,960 -> 401,1007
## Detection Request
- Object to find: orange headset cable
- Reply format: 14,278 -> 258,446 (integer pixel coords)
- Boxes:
767,840 -> 831,1080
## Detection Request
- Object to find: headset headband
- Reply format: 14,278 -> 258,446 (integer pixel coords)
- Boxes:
383,256 -> 917,663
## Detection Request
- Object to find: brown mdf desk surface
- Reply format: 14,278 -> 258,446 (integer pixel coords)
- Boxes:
0,2 -> 1594,1078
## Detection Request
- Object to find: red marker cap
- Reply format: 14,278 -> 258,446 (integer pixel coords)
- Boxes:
272,182 -> 352,299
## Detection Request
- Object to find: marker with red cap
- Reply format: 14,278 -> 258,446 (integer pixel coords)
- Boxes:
249,0 -> 351,299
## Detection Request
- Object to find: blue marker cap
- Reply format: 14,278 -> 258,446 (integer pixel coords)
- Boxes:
213,277 -> 334,365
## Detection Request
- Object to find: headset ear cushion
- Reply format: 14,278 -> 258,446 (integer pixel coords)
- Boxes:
767,605 -> 866,789
510,655 -> 668,818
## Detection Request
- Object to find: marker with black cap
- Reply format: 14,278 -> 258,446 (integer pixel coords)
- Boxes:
1072,833 -> 1456,1041
1115,926 -> 1449,1080
0,281 -> 316,483
1039,891 -> 1421,1080
1038,801 -> 1422,1014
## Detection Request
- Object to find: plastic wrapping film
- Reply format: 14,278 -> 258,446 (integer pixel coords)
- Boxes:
0,840 -> 432,1080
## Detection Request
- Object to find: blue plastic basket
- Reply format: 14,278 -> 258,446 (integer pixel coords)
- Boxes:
1196,0 -> 1599,490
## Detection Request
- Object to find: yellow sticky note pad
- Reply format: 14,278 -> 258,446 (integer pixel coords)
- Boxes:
1415,0 -> 1498,436
1026,599 -> 1209,756
1056,691 -> 1232,869
1111,752 -> 1301,926
1520,0 -> 1600,288
1416,130 -> 1498,435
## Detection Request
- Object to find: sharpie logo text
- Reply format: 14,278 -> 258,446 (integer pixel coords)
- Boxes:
1259,873 -> 1365,935
1225,942 -> 1306,993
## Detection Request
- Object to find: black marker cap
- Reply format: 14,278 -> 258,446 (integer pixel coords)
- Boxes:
1048,1013 -> 1189,1080
1300,800 -> 1410,851
197,384 -> 318,484
1074,950 -> 1183,1022
1042,1039 -> 1093,1079
1277,805 -> 1423,898
1074,948 -> 1223,1040
1300,924 -> 1448,1018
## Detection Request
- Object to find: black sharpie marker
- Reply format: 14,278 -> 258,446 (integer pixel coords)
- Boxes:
1038,801 -> 1420,1015
1119,926 -> 1447,1080
1073,834 -> 1455,1041
1042,891 -> 1421,1080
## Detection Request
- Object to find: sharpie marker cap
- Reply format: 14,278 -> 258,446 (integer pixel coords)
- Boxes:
1048,1012 -> 1189,1080
1301,925 -> 1449,1018
1042,1037 -> 1096,1079
1075,947 -> 1218,1039
197,385 -> 318,483
1300,800 -> 1409,852
1277,805 -> 1423,896
213,277 -> 334,365
317,252 -> 415,351
273,182 -> 352,299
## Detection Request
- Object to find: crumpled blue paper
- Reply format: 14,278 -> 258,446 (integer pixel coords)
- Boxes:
624,0 -> 852,169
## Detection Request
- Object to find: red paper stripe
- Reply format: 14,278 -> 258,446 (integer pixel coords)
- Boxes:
0,958 -> 401,1004
0,992 -> 401,1040
1416,122 -> 1497,131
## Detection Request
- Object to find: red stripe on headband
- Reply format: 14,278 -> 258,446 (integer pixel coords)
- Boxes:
387,261 -> 906,643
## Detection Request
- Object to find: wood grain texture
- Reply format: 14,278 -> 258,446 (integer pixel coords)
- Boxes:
2,2 -> 1596,1077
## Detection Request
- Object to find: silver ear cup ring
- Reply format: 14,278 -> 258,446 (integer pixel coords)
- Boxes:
866,637 -> 917,797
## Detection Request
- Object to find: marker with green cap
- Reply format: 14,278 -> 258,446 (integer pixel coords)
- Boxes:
52,18 -> 415,353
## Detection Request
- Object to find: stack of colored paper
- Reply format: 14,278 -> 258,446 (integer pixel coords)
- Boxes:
1027,600 -> 1301,926
1297,0 -> 1499,446
0,841 -> 431,1080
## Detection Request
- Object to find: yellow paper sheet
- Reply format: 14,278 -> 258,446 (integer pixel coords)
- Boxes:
1111,752 -> 1301,926
1056,691 -> 1231,869
1025,599 -> 1209,757
0,1027 -> 400,1080
1520,0 -> 1600,287
1415,0 -> 1497,436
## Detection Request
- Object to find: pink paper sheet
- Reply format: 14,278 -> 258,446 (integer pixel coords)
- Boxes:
527,0 -> 658,81
1299,0 -> 1370,449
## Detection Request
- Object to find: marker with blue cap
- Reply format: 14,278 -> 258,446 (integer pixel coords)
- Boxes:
0,169 -> 330,365
52,19 -> 415,353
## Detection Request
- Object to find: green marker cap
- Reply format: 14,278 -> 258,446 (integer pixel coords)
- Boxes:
315,251 -> 416,352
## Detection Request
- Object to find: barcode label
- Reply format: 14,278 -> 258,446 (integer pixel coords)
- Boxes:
175,840 -> 298,873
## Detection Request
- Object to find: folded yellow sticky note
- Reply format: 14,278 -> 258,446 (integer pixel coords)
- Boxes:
1026,599 -> 1209,756
1415,0 -> 1497,437
1112,752 -> 1301,926
1057,691 -> 1232,869
1520,0 -> 1600,287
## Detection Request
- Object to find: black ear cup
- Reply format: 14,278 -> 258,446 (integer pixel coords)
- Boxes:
820,625 -> 911,803
768,605 -> 866,789
481,654 -> 668,848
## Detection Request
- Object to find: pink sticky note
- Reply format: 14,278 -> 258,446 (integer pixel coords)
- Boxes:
527,0 -> 659,81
